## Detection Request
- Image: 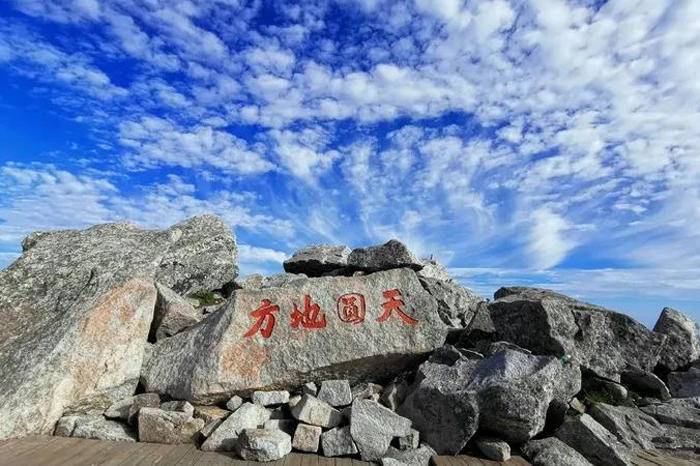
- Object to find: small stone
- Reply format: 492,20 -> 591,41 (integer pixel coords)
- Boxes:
264,419 -> 296,435
236,428 -> 292,462
252,390 -> 290,406
160,400 -> 195,417
599,380 -> 629,404
555,414 -> 631,466
318,380 -> 353,407
54,416 -> 79,437
522,437 -> 593,466
226,395 -> 243,411
290,394 -> 342,428
350,399 -> 413,461
201,402 -> 270,451
621,368 -> 671,401
396,429 -> 419,450
302,382 -> 318,396
321,426 -> 358,457
71,416 -> 136,442
138,407 -> 205,444
380,381 -> 408,411
475,437 -> 511,462
668,368 -> 700,397
127,393 -> 160,425
193,405 -> 230,424
292,423 -> 322,452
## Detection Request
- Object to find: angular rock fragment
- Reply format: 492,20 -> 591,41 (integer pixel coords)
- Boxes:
200,419 -> 223,438
226,395 -> 243,411
201,402 -> 270,451
54,416 -> 79,437
475,437 -> 510,462
160,400 -> 194,417
668,367 -> 700,397
142,268 -> 446,401
317,380 -> 352,407
352,383 -> 383,402
384,444 -> 436,466
302,382 -> 318,396
137,407 -> 204,444
588,403 -> 664,450
418,277 -> 484,328
292,423 -> 322,452
489,287 -> 666,381
127,393 -> 160,425
522,437 -> 593,466
653,307 -> 700,372
380,381 -> 408,411
152,282 -> 203,341
350,399 -> 412,461
555,414 -> 632,466
193,405 -> 230,424
382,458 -> 408,466
236,428 -> 292,462
104,396 -> 136,422
348,240 -> 423,272
264,419 -> 296,435
291,394 -> 342,428
321,426 -> 358,457
283,245 -> 351,277
416,259 -> 451,281
252,390 -> 290,406
621,368 -> 671,401
71,416 -> 136,442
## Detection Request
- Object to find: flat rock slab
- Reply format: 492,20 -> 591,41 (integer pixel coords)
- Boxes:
142,268 -> 446,402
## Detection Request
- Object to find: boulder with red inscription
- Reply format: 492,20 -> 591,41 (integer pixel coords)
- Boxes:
141,268 -> 447,402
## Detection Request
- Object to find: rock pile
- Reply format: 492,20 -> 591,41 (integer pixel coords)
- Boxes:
0,215 -> 698,466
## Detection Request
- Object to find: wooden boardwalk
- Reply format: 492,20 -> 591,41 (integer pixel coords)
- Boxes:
0,436 -> 530,466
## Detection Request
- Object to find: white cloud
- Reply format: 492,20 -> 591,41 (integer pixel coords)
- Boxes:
526,208 -> 577,269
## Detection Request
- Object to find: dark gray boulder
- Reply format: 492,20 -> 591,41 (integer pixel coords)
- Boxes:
668,367 -> 700,398
488,287 -> 666,381
555,414 -> 632,466
522,437 -> 593,466
348,240 -> 423,272
350,399 -> 412,461
620,368 -> 671,401
653,307 -> 700,372
283,245 -> 351,277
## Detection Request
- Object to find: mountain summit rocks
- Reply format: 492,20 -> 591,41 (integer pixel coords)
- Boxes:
1,215 -> 699,465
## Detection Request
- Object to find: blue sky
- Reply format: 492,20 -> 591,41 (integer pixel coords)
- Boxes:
1,0 -> 699,326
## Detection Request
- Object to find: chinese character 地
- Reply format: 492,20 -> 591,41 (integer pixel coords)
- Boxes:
243,299 -> 279,339
377,289 -> 418,325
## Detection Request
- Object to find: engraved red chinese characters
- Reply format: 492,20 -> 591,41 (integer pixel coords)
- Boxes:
291,294 -> 327,329
377,289 -> 418,325
243,299 -> 279,338
337,293 -> 366,324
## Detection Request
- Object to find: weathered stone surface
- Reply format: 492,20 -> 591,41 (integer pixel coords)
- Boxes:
0,215 -> 236,440
419,277 -> 484,328
380,381 -> 408,411
226,395 -> 243,411
160,400 -> 194,417
641,397 -> 700,429
348,240 -> 423,272
621,368 -> 671,401
522,437 -> 593,466
382,458 -> 408,466
238,272 -> 309,291
127,393 -> 160,425
284,245 -> 351,277
350,399 -> 412,461
292,423 -> 322,452
489,287 -> 666,381
71,416 -> 136,442
291,394 -> 342,428
457,301 -> 496,349
321,426 -> 358,457
152,282 -> 202,340
236,428 -> 292,462
652,423 -> 700,452
668,367 -> 700,398
384,445 -> 436,466
556,414 -> 632,466
264,419 -> 296,435
318,380 -> 352,407
201,402 -> 270,451
653,307 -> 700,372
252,390 -> 290,406
138,407 -> 204,444
589,403 -> 664,450
104,396 -> 135,421
352,383 -> 383,402
142,268 -> 446,402
54,415 -> 79,437
396,429 -> 419,450
475,437 -> 510,462
416,259 -> 451,281
193,405 -> 230,424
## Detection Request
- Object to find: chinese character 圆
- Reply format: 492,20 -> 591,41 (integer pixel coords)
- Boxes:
243,299 -> 279,339
377,289 -> 418,325
337,293 -> 366,324
291,294 -> 327,329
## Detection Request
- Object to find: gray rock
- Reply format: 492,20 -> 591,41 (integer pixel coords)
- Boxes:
142,268 -> 446,402
284,245 -> 351,277
489,287 -> 666,381
555,414 -> 632,466
200,419 -> 223,438
588,403 -> 664,450
252,390 -> 290,406
419,277 -> 484,328
54,415 -> 79,437
396,428 -> 419,450
598,380 -> 629,404
288,395 -> 302,409
641,397 -> 700,429
668,367 -> 700,397
318,380 -> 353,407
302,382 -> 318,396
653,307 -> 700,372
236,428 -> 292,462
380,381 -> 408,411
416,259 -> 451,281
104,396 -> 136,421
160,400 -> 195,417
193,405 -> 230,424
152,282 -> 203,340
652,423 -> 700,452
0,215 -> 236,440
321,426 -> 358,457
522,437 -> 593,466
291,394 -> 342,428
384,444 -> 436,466
348,240 -> 423,272
264,419 -> 296,435
226,395 -> 243,411
621,368 -> 671,401
237,273 -> 308,290
201,402 -> 270,451
71,416 -> 136,442
382,458 -> 408,466
127,393 -> 160,425
350,399 -> 412,461
457,301 -> 496,348
292,423 -> 322,452
475,437 -> 510,462
352,382 -> 383,402
137,407 -> 205,444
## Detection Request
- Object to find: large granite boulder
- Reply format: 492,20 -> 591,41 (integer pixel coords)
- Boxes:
418,277 -> 484,329
0,215 -> 237,440
283,245 -> 351,277
653,308 -> 700,372
488,287 -> 666,380
555,414 -> 632,466
138,407 -> 204,444
348,240 -> 423,272
350,399 -> 412,461
142,268 -> 447,402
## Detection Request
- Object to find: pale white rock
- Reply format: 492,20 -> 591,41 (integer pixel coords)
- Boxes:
348,240 -> 423,272
291,394 -> 342,428
292,423 -> 322,452
653,307 -> 700,371
200,419 -> 223,438
522,437 -> 593,466
284,245 -> 351,277
104,396 -> 136,421
226,395 -> 243,411
317,380 -> 353,407
302,382 -> 318,396
321,426 -> 358,457
201,402 -> 270,451
236,428 -> 292,462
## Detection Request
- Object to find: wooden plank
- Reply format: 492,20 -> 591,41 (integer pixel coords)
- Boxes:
173,443 -> 208,466
100,441 -> 150,465
1,436 -> 83,465
47,438 -> 126,465
16,437 -> 93,465
127,442 -> 178,466
0,436 -> 55,463
194,449 -> 242,466
154,444 -> 199,465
